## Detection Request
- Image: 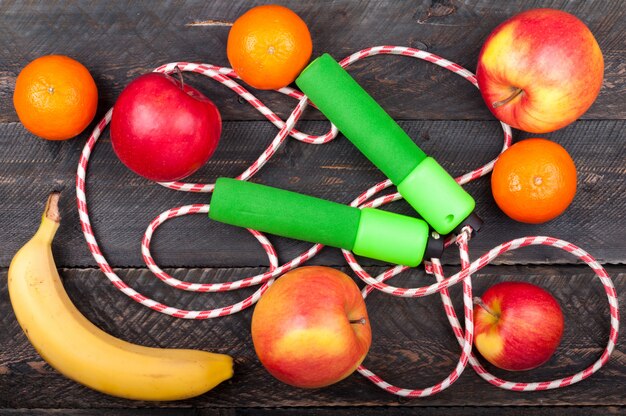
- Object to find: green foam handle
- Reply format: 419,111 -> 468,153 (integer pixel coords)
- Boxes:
354,208 -> 429,267
209,178 -> 431,266
295,53 -> 476,235
296,53 -> 426,185
209,178 -> 360,250
397,158 -> 476,235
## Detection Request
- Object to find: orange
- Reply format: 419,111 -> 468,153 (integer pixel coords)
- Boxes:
227,5 -> 312,90
13,55 -> 98,140
491,138 -> 577,224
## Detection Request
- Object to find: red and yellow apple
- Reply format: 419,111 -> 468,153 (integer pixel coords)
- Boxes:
474,281 -> 564,371
476,8 -> 603,133
110,72 -> 222,182
251,266 -> 371,388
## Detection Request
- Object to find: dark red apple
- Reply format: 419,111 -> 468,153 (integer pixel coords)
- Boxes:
474,281 -> 564,371
110,72 -> 222,182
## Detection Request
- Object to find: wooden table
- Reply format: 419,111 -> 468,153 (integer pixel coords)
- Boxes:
1,1 -> 624,415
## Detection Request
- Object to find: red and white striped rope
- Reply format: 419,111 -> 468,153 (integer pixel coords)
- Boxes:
356,228 -> 475,397
75,46 -> 618,395
354,231 -> 618,393
435,238 -> 619,391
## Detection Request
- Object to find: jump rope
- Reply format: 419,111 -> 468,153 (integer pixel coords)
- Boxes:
75,46 -> 619,396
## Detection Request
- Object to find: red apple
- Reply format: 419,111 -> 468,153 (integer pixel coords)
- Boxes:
476,8 -> 603,133
251,266 -> 372,388
110,72 -> 222,182
474,281 -> 564,371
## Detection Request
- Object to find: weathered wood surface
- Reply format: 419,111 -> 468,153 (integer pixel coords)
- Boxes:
0,411 -> 198,416
0,0 -> 624,123
1,266 -> 624,408
1,119 -> 624,268
1,0 -> 625,414
219,408 -> 626,416
1,407 -> 625,416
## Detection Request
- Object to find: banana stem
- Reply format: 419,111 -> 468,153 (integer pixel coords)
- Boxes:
45,192 -> 61,223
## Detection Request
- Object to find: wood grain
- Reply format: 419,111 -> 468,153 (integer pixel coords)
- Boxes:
0,0 -> 624,123
1,1 -> 624,413
0,407 -> 624,416
1,265 -> 624,408
231,407 -> 626,416
0,120 -> 623,268
0,411 -> 200,416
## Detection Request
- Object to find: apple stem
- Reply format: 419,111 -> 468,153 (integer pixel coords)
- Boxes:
473,297 -> 498,318
492,87 -> 523,109
173,66 -> 185,90
350,318 -> 367,325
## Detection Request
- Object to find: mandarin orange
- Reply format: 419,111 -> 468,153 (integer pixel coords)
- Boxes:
13,55 -> 98,140
491,138 -> 577,224
227,5 -> 312,90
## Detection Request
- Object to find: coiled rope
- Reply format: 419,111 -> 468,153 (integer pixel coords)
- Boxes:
76,46 -> 619,395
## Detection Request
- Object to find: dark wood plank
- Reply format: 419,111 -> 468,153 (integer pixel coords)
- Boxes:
1,265 -> 624,408
0,0 -> 623,123
1,407 -> 623,416
2,0 -> 623,414
0,120 -> 623,268
0,410 -> 201,416
231,407 -> 626,416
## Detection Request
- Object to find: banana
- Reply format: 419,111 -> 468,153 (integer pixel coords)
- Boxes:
8,192 -> 233,401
